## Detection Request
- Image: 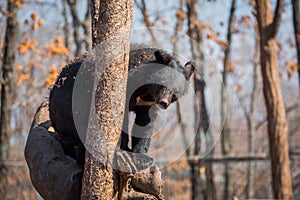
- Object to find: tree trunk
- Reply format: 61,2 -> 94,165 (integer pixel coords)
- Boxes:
246,40 -> 259,199
62,0 -> 70,55
255,0 -> 293,199
194,71 -> 216,200
221,0 -> 235,199
292,0 -> 300,94
67,0 -> 83,56
186,1 -> 203,199
186,0 -> 216,199
80,0 -> 134,199
0,0 -> 18,197
173,0 -> 190,158
82,1 -> 92,51
63,0 -> 91,55
173,0 -> 184,59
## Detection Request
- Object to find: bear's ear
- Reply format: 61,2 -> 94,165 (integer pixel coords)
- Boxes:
154,51 -> 172,65
184,62 -> 195,80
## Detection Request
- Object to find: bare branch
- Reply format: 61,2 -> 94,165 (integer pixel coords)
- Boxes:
272,0 -> 285,36
176,101 -> 190,158
81,1 -> 92,50
62,0 -> 69,60
134,0 -> 158,44
173,0 -> 185,58
66,0 -> 83,56
164,154 -> 269,165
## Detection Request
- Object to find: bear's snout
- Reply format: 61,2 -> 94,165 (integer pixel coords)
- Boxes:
158,99 -> 169,109
156,87 -> 174,109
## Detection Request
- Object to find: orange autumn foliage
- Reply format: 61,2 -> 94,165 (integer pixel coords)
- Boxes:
239,16 -> 251,27
45,65 -> 60,87
286,60 -> 298,79
31,12 -> 37,20
17,73 -> 30,86
14,0 -> 26,8
237,84 -> 243,91
38,19 -> 43,27
31,22 -> 38,30
207,33 -> 228,47
17,38 -> 38,55
15,1 -> 21,8
176,9 -> 186,19
228,62 -> 235,73
196,21 -> 212,30
15,65 -> 23,72
286,60 -> 298,72
44,36 -> 69,56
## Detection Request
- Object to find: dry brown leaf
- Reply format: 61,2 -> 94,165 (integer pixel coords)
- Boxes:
31,22 -> 38,30
44,36 -> 70,56
199,166 -> 205,174
228,62 -> 235,73
38,19 -> 43,27
176,10 -> 186,19
31,12 -> 37,20
45,64 -> 59,87
15,65 -> 23,72
15,1 -> 21,8
286,60 -> 298,72
237,84 -> 243,91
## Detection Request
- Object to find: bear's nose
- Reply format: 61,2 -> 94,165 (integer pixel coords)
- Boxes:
158,100 -> 168,109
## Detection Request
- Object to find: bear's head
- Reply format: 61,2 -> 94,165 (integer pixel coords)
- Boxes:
151,50 -> 194,109
128,49 -> 195,112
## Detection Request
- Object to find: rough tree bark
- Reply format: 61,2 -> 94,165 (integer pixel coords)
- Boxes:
80,0 -> 134,199
186,0 -> 216,199
255,0 -> 293,199
292,0 -> 300,94
0,0 -> 18,197
221,0 -> 235,199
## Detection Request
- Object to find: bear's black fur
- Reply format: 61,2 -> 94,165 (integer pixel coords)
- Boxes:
49,47 -> 194,167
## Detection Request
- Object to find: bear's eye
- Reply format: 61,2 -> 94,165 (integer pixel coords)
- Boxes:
171,95 -> 177,102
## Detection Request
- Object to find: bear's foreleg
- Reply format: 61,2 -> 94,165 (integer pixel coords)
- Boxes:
131,106 -> 158,153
